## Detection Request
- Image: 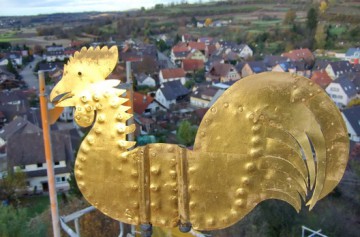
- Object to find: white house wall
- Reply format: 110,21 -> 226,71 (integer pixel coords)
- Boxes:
27,173 -> 70,193
60,107 -> 74,122
326,83 -> 349,108
156,90 -> 174,109
190,97 -> 209,108
239,46 -> 253,59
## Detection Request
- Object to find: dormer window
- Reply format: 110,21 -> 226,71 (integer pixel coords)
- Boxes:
37,163 -> 43,168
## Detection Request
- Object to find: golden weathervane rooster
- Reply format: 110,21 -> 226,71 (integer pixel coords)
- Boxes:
50,46 -> 349,232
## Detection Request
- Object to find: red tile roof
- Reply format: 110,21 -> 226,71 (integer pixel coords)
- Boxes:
182,59 -> 204,72
160,68 -> 186,79
311,70 -> 332,89
172,45 -> 189,53
188,41 -> 206,51
133,92 -> 154,115
282,48 -> 314,64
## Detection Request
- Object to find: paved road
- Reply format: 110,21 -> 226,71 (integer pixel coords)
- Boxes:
19,55 -> 43,90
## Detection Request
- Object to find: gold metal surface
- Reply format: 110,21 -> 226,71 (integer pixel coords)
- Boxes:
50,46 -> 349,231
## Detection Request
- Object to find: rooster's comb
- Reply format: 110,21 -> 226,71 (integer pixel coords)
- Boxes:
65,46 -> 118,79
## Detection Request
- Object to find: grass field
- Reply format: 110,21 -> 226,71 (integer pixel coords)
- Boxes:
19,195 -> 52,219
0,31 -> 21,42
329,25 -> 347,36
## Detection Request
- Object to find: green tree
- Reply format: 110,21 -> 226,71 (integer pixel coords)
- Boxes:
315,23 -> 327,49
191,16 -> 198,27
283,9 -> 296,25
0,205 -> 28,237
0,42 -> 11,50
6,60 -> 18,76
193,68 -> 205,83
184,79 -> 195,89
174,34 -> 182,45
154,3 -> 164,9
176,120 -> 197,147
67,167 -> 82,199
306,7 -> 318,32
156,39 -> 169,52
0,169 -> 26,204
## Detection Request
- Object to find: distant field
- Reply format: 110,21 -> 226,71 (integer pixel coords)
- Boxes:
0,28 -> 92,47
0,31 -> 21,42
0,38 -> 22,42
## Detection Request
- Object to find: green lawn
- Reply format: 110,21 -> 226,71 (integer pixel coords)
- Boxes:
19,195 -> 51,219
329,25 -> 347,36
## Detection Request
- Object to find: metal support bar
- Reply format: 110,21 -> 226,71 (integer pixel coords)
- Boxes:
60,206 -> 96,237
302,226 -> 328,237
74,218 -> 80,236
62,206 -> 96,223
118,222 -> 124,237
60,217 -> 78,237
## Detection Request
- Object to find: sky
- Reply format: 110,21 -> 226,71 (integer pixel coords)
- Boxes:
0,0 -> 211,16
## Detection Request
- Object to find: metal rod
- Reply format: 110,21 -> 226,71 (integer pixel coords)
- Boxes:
39,71 -> 61,237
118,222 -> 124,237
302,226 -> 328,237
62,206 -> 96,223
74,218 -> 80,236
60,217 -> 78,237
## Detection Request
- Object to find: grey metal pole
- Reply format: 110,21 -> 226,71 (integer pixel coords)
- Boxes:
74,218 -> 81,236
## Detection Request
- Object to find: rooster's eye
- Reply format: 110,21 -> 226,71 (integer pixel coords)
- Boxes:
78,72 -> 82,76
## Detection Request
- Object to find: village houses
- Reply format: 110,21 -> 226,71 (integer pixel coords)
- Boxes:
159,68 -> 187,85
326,77 -> 357,108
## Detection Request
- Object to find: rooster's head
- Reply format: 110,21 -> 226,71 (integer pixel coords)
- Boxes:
50,46 -> 118,106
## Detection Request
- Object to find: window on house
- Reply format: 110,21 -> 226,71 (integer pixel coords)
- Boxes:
19,165 -> 25,169
37,163 -> 43,168
54,161 -> 60,166
61,177 -> 66,182
56,177 -> 61,183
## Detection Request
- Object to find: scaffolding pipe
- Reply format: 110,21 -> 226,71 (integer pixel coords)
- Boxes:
39,71 -> 61,237
60,217 -> 78,237
74,218 -> 81,236
301,226 -> 328,237
118,222 -> 124,237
